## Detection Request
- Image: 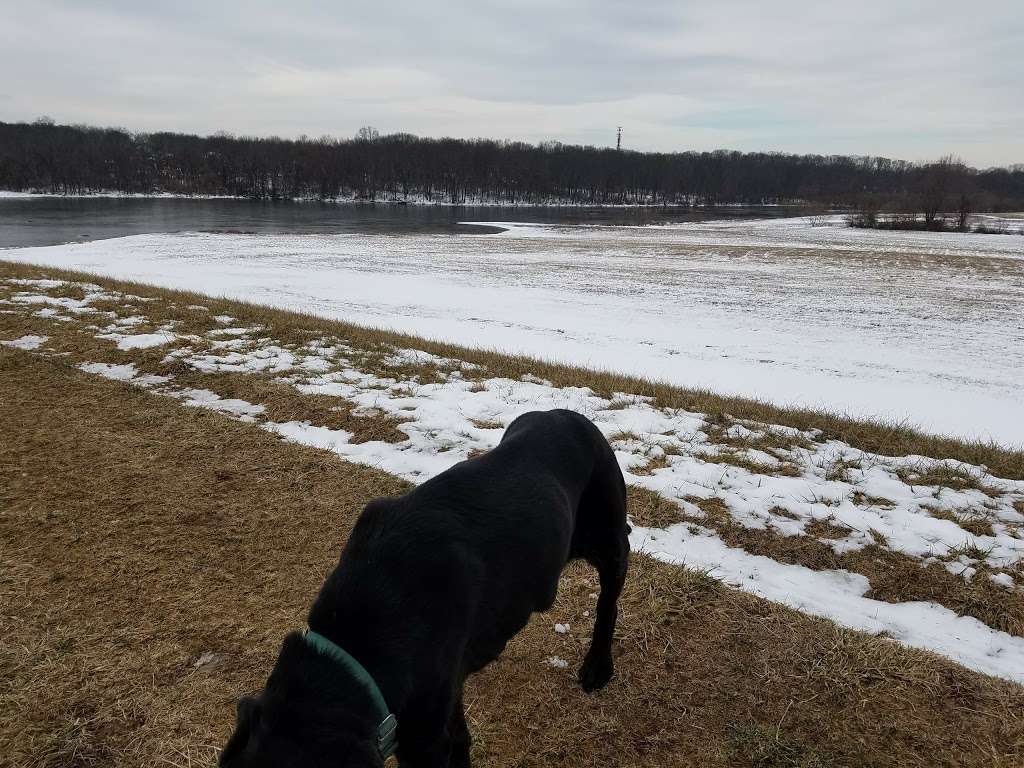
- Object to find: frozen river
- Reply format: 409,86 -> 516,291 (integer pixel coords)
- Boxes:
3,215 -> 1022,445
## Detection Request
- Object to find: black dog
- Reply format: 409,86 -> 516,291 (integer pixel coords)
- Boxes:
220,409 -> 629,767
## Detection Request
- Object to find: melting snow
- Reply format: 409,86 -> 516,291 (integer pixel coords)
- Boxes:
99,331 -> 176,350
174,388 -> 266,421
79,361 -> 139,381
1,334 -> 48,350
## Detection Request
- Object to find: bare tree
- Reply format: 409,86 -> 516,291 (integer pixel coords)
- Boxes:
921,155 -> 965,231
846,195 -> 880,228
956,194 -> 972,232
356,126 -> 380,142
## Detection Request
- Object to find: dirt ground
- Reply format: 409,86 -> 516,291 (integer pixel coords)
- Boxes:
2,349 -> 1023,767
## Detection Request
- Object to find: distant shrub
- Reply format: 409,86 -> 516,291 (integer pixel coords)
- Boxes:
972,221 -> 1023,235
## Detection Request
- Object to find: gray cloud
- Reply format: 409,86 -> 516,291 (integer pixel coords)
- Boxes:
1,0 -> 1021,165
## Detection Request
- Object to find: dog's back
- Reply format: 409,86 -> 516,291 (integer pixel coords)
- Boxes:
310,409 -> 624,671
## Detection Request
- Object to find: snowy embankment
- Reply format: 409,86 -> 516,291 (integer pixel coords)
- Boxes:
2,216 -> 1022,445
3,275 -> 1024,684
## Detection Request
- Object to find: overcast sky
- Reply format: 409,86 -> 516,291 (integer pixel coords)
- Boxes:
1,0 -> 1021,166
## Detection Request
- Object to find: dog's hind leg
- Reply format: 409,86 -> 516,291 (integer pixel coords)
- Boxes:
577,477 -> 629,692
578,541 -> 627,692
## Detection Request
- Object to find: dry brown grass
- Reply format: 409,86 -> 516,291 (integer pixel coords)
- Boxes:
895,462 -> 1000,496
0,351 -> 410,768
4,349 -> 1024,767
850,491 -> 897,509
769,505 -> 800,520
468,418 -> 505,431
718,451 -> 802,477
725,724 -> 833,768
684,494 -> 734,526
804,518 -> 853,540
923,505 -> 997,538
821,456 -> 862,483
3,259 -> 1023,480
703,415 -> 815,454
631,454 -> 673,476
45,281 -> 90,301
626,486 -> 687,529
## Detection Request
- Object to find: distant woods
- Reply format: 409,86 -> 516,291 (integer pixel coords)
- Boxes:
842,154 -> 1022,233
1,119 -> 1022,212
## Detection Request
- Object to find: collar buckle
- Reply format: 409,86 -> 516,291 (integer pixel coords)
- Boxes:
377,713 -> 399,758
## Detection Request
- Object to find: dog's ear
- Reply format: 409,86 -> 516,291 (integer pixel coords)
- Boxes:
219,694 -> 262,765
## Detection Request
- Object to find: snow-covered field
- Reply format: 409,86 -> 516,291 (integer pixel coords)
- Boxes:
3,275 -> 1024,684
3,216 -> 1022,445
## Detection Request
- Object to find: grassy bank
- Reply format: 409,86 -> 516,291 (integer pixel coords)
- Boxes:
3,349 -> 1023,767
2,261 -> 1024,657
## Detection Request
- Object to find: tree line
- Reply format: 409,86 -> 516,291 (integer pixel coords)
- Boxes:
1,118 -> 1022,211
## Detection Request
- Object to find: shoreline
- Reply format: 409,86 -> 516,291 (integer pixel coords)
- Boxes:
0,189 -> 808,209
3,191 -> 1019,222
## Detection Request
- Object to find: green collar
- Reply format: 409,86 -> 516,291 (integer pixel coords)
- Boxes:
303,628 -> 398,759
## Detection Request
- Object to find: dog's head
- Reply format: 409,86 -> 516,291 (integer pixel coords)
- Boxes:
219,633 -> 385,768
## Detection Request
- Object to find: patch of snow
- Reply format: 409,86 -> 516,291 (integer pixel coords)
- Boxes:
190,345 -> 296,373
7,278 -> 67,288
134,373 -> 171,388
76,361 -> 168,389
99,331 -> 176,351
544,656 -> 569,669
174,388 -> 266,421
209,326 -> 260,336
78,361 -> 138,381
554,623 -> 570,634
209,337 -> 253,351
300,356 -> 333,372
112,315 -> 147,327
11,293 -> 94,313
990,572 -> 1015,588
1,334 -> 48,350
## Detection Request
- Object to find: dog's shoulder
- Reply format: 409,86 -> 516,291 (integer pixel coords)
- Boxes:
347,496 -> 404,547
511,408 -> 604,437
501,409 -> 610,463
